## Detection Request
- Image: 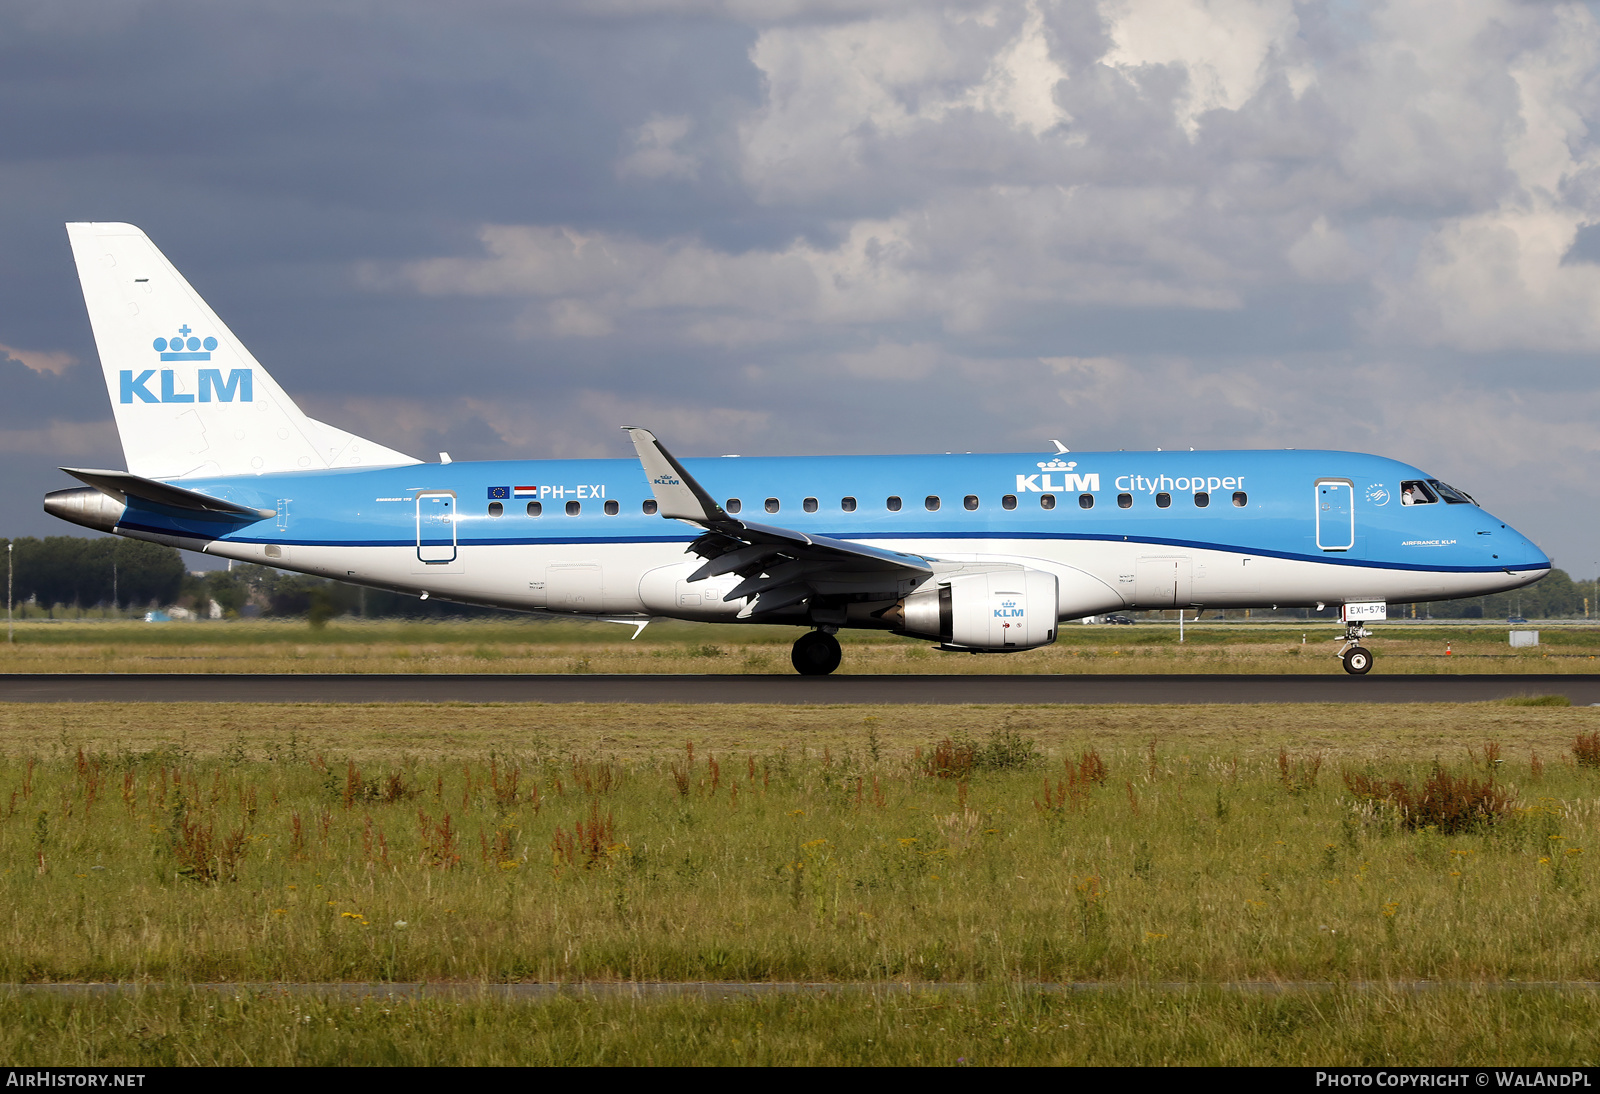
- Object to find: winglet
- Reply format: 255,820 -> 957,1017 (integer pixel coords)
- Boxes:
622,427 -> 731,527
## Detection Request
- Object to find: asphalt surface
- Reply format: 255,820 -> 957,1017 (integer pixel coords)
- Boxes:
2,673 -> 1599,704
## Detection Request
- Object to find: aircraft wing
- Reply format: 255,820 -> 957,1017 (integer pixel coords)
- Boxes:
62,467 -> 277,520
624,427 -> 931,616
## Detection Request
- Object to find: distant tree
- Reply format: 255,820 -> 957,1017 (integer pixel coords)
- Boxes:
1424,568 -> 1594,619
0,536 -> 183,610
109,538 -> 185,608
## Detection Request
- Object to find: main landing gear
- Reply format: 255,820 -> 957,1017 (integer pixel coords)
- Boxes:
1338,623 -> 1374,675
792,629 -> 842,676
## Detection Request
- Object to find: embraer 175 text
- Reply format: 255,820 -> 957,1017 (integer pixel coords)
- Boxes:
45,223 -> 1550,675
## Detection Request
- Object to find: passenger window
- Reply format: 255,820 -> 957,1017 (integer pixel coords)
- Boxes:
1400,480 -> 1438,506
526,501 -> 542,517
803,497 -> 818,513
642,499 -> 657,515
841,496 -> 857,512
1039,494 -> 1056,510
726,498 -> 742,514
565,500 -> 581,516
1194,492 -> 1209,508
488,502 -> 503,517
925,496 -> 940,511
887,496 -> 902,512
1078,494 -> 1093,509
1155,493 -> 1171,508
765,498 -> 780,514
1001,494 -> 1017,510
1117,494 -> 1132,509
963,495 -> 979,511
604,500 -> 619,516
1232,491 -> 1247,507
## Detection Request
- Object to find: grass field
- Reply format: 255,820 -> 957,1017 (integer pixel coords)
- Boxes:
1,618 -> 1597,674
6,984 -> 1600,1065
3,699 -> 1597,1064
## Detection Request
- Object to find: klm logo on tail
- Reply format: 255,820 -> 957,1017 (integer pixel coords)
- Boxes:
154,325 -> 217,361
121,325 -> 252,403
121,368 -> 252,404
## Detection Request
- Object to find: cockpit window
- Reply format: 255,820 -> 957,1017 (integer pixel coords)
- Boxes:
1427,479 -> 1476,505
1400,481 -> 1438,506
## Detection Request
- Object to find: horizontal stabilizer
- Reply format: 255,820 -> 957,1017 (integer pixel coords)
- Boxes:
62,467 -> 276,520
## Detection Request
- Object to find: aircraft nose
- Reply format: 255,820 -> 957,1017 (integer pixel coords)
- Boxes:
1500,525 -> 1549,570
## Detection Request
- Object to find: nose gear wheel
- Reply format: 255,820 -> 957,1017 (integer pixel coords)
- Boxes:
1336,623 -> 1375,675
1341,645 -> 1373,674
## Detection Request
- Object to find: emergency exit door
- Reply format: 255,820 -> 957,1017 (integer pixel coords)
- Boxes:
416,492 -> 457,563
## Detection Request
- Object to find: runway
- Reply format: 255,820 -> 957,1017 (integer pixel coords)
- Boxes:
2,672 -> 1599,704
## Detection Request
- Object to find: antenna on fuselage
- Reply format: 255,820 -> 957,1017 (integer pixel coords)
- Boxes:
1048,439 -> 1069,454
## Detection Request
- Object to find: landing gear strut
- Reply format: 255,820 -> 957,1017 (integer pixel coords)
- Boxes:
1338,624 -> 1374,675
792,630 -> 842,676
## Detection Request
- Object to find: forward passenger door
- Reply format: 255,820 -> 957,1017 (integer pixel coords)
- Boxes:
1315,480 -> 1354,552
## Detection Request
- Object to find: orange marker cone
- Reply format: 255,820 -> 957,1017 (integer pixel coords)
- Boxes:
1445,643 -> 1452,656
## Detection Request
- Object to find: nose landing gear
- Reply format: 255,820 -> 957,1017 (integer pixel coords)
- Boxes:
792,629 -> 842,676
1338,624 -> 1374,675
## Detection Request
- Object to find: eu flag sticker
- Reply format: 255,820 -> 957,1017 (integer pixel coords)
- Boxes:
487,486 -> 510,500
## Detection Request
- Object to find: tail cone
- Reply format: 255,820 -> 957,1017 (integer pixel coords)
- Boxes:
43,487 -> 125,533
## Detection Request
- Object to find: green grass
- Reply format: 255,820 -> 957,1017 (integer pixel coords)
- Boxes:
3,700 -> 1599,1064
4,618 -> 1600,673
4,984 -> 1599,1065
1,703 -> 1598,985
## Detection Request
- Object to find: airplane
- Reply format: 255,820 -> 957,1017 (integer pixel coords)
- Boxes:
43,222 -> 1550,675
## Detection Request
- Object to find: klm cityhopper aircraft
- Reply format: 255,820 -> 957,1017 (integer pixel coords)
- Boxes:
45,223 -> 1550,675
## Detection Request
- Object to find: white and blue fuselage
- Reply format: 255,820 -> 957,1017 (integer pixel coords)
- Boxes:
43,223 -> 1550,674
106,448 -> 1544,621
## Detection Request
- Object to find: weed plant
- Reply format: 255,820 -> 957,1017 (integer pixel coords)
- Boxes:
2,715 -> 1598,985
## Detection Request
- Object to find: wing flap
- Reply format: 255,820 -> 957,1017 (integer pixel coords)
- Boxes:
688,543 -> 783,582
739,584 -> 813,617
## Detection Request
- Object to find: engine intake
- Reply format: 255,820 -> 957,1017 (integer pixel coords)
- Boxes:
887,569 -> 1058,651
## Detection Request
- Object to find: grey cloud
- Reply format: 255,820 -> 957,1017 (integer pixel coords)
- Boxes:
1,0 -> 1597,573
0,354 -> 108,428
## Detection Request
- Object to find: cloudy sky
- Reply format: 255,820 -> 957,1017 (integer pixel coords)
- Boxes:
3,0 -> 1598,574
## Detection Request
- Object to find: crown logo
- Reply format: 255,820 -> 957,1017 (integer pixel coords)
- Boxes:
1037,458 -> 1076,471
153,325 -> 217,362
1001,600 -> 1017,609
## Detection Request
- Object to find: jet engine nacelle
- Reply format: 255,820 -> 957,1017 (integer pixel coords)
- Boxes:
888,569 -> 1059,651
43,487 -> 125,533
